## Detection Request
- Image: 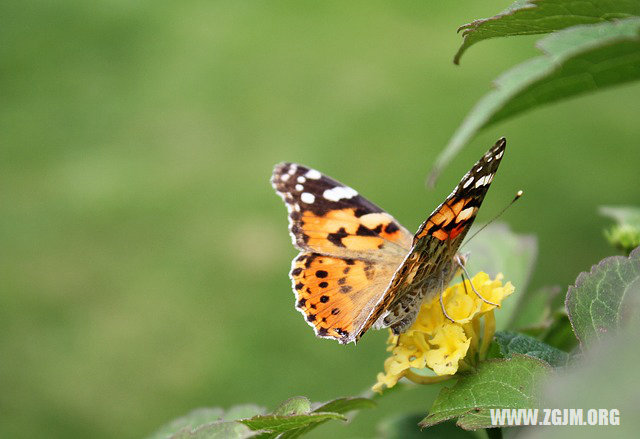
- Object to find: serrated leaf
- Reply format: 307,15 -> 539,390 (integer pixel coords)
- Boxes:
565,246 -> 640,349
429,18 -> 640,185
272,396 -> 311,416
148,405 -> 266,439
494,331 -> 570,367
378,414 -> 475,439
464,222 -> 538,330
271,397 -> 376,439
239,413 -> 346,434
455,0 -> 640,64
600,205 -> 640,253
420,355 -> 548,430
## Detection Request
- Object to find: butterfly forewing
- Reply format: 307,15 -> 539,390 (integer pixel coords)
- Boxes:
272,163 -> 413,343
271,163 -> 412,258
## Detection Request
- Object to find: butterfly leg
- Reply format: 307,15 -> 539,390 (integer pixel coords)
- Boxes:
439,278 -> 458,323
457,258 -> 499,307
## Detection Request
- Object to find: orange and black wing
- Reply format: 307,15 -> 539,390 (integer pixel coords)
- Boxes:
271,163 -> 413,343
271,163 -> 412,259
357,138 -> 507,340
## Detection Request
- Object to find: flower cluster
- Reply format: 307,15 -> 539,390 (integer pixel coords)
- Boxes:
373,272 -> 514,393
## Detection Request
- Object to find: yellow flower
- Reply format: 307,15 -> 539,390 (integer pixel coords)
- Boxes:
372,272 -> 514,393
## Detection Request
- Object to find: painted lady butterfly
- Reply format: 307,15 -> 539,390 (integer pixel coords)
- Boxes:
272,138 -> 506,344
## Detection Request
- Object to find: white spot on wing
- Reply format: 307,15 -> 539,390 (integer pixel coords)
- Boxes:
301,192 -> 315,204
475,175 -> 488,188
297,176 -> 306,183
495,150 -> 504,159
463,176 -> 474,188
281,173 -> 290,182
288,164 -> 297,175
323,186 -> 358,202
456,206 -> 475,222
360,212 -> 393,229
305,169 -> 322,180
295,184 -> 304,191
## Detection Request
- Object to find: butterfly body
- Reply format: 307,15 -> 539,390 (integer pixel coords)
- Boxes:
272,138 -> 506,344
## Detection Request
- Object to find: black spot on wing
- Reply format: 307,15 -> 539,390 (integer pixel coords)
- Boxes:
385,222 -> 400,234
307,313 -> 316,322
355,224 -> 380,236
335,328 -> 349,337
327,227 -> 348,247
304,254 -> 317,268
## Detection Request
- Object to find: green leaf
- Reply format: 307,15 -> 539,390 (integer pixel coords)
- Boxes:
378,414 -> 476,438
565,246 -> 640,349
274,397 -> 376,439
420,355 -> 549,430
600,205 -> 640,254
240,396 -> 374,437
149,396 -> 375,439
464,222 -> 538,330
429,18 -> 640,185
272,396 -> 311,416
239,413 -> 345,434
147,405 -> 266,439
455,0 -> 640,64
494,331 -> 570,366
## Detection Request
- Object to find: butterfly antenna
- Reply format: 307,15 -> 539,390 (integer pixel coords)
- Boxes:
462,190 -> 523,248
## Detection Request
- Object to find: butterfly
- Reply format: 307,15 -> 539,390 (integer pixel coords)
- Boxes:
271,138 -> 506,344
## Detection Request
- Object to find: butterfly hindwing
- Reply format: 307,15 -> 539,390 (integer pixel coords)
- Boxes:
291,253 -> 395,343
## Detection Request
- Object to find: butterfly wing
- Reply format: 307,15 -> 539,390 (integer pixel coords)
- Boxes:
272,163 -> 413,343
290,253 -> 394,342
356,138 -> 507,341
272,163 -> 412,257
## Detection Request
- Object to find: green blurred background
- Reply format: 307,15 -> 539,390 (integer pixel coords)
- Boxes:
2,1 -> 639,437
